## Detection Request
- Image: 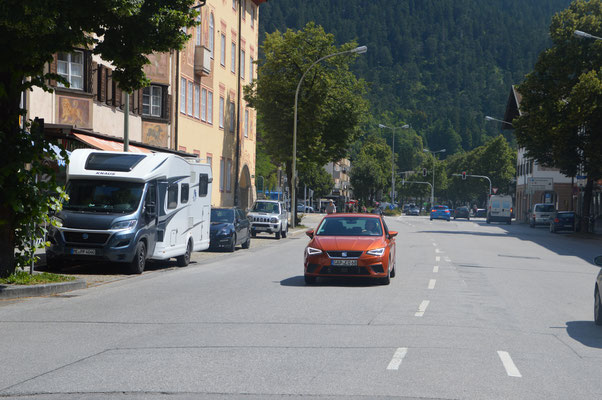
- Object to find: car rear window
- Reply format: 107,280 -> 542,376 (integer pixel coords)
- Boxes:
434,206 -> 448,210
535,204 -> 555,212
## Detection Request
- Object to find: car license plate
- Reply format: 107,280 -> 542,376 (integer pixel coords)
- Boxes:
332,259 -> 357,266
71,248 -> 96,255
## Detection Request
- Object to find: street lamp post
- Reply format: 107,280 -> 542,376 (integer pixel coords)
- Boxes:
291,45 -> 367,228
423,148 -> 446,207
485,115 -> 514,127
378,123 -> 409,206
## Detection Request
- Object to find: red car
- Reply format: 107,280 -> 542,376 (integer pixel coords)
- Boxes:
304,214 -> 397,285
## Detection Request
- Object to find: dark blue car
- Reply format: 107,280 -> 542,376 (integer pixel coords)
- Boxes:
549,211 -> 576,233
210,208 -> 251,251
430,205 -> 451,221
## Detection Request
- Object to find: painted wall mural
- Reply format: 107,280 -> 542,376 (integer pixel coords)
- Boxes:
57,96 -> 91,128
142,122 -> 168,148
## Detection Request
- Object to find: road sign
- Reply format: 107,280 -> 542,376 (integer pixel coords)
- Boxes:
526,177 -> 553,194
492,187 -> 498,194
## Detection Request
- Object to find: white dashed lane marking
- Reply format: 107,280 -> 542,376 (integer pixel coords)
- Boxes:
415,300 -> 430,317
387,347 -> 408,370
435,256 -> 440,262
433,266 -> 439,273
497,351 -> 522,378
428,279 -> 436,289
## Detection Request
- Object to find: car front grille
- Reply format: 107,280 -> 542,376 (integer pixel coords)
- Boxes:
327,251 -> 363,258
253,216 -> 272,223
63,231 -> 110,245
320,266 -> 370,275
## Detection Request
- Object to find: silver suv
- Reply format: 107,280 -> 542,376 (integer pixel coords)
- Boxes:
530,203 -> 556,227
248,200 -> 289,239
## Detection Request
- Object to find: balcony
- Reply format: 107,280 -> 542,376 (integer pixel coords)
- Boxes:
194,46 -> 211,76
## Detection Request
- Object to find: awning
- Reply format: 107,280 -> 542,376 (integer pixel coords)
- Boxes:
73,132 -> 152,154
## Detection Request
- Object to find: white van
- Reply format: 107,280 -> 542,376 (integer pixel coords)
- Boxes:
487,195 -> 512,225
46,149 -> 212,273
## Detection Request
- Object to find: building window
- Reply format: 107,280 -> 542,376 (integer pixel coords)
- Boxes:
187,81 -> 193,116
242,0 -> 246,20
220,33 -> 226,67
240,49 -> 245,79
194,84 -> 200,119
209,13 -> 214,57
219,96 -> 224,128
201,88 -> 207,122
57,51 -> 84,90
142,85 -> 162,117
207,91 -> 213,124
232,0 -> 236,9
226,159 -> 232,192
180,78 -> 186,114
244,109 -> 249,137
229,101 -> 235,133
220,158 -> 225,191
250,56 -> 254,82
195,15 -> 202,46
231,42 -> 236,73
251,5 -> 255,27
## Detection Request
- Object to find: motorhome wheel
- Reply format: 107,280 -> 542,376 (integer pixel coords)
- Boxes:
177,239 -> 192,267
129,241 -> 146,274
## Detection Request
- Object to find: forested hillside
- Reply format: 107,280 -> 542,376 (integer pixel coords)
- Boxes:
258,0 -> 571,155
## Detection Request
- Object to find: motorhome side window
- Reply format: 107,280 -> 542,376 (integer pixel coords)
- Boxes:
167,184 -> 178,209
181,183 -> 189,204
199,174 -> 208,197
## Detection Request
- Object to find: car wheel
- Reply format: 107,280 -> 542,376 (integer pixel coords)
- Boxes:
430,217 -> 433,221
454,217 -> 457,220
507,220 -> 511,225
251,230 -> 257,238
530,219 -> 535,228
467,217 -> 470,221
486,218 -> 491,224
45,257 -> 61,271
242,233 -> 251,249
390,259 -> 396,278
128,241 -> 146,274
282,224 -> 287,238
304,275 -> 316,285
550,224 -> 555,233
379,270 -> 391,285
595,286 -> 602,326
275,229 -> 281,240
176,239 -> 192,267
228,234 -> 236,252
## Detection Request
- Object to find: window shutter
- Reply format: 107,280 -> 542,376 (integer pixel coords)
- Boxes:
114,82 -> 121,108
137,88 -> 143,115
85,51 -> 93,93
162,89 -> 170,121
97,65 -> 105,102
49,54 -> 58,87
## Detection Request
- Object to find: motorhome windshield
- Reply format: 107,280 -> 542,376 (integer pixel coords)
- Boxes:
63,179 -> 144,213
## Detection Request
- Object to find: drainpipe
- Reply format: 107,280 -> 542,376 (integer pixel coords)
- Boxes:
233,0 -> 242,206
174,50 -> 180,151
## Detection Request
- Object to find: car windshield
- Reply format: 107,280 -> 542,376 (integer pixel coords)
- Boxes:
535,204 -> 555,212
434,206 -> 448,210
252,202 -> 279,213
63,179 -> 144,213
211,209 -> 234,223
316,217 -> 383,236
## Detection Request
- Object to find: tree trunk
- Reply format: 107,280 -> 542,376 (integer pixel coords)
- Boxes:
580,178 -> 594,233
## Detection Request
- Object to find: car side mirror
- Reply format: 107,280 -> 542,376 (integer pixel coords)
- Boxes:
388,231 -> 398,238
594,255 -> 602,267
306,229 -> 314,238
145,203 -> 156,216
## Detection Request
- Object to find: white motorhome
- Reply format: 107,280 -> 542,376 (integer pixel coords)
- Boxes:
46,149 -> 212,273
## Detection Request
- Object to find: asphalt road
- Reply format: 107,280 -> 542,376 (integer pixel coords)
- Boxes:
1,214 -> 602,399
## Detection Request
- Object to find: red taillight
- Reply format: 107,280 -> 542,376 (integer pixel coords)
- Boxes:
554,218 -> 559,223
445,210 -> 450,213
431,209 -> 436,213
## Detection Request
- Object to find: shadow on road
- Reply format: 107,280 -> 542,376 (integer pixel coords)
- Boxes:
37,259 -> 189,276
565,320 -> 602,349
280,275 -> 384,287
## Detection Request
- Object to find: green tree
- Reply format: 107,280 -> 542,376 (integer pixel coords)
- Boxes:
0,0 -> 198,277
244,22 -> 369,219
298,163 -> 334,200
515,0 -> 602,231
350,137 -> 391,204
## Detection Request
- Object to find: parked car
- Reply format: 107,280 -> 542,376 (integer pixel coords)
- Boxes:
593,256 -> 602,325
304,214 -> 397,285
297,204 -> 314,213
209,207 -> 251,251
454,206 -> 470,220
475,209 -> 487,218
530,203 -> 556,227
248,200 -> 288,239
549,211 -> 577,233
430,205 -> 451,221
407,206 -> 420,216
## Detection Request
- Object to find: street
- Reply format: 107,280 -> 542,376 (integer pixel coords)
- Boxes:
1,215 -> 602,399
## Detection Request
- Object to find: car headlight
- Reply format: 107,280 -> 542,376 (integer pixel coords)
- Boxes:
306,247 -> 322,255
218,227 -> 230,235
111,220 -> 137,230
271,217 -> 278,223
366,247 -> 385,256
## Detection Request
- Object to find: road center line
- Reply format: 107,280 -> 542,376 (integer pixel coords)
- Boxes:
444,256 -> 451,262
428,279 -> 436,289
387,347 -> 408,370
415,300 -> 430,317
433,265 -> 439,273
497,351 -> 522,378
435,248 -> 443,253
435,256 -> 440,262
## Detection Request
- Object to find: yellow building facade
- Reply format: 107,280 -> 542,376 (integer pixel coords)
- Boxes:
177,0 -> 264,210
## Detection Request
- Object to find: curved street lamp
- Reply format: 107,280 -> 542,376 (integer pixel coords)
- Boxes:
291,45 -> 367,228
423,148 -> 446,208
485,115 -> 514,127
378,123 -> 410,205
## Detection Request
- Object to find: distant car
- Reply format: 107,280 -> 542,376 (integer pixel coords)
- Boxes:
530,203 -> 556,227
454,206 -> 470,220
593,256 -> 602,325
430,205 -> 451,221
550,211 -> 576,233
371,208 -> 383,215
248,200 -> 288,239
210,207 -> 251,252
407,206 -> 420,216
475,209 -> 487,218
304,214 -> 397,285
297,204 -> 314,213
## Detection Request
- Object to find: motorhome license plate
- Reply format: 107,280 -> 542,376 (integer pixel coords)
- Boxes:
71,248 -> 96,255
332,259 -> 357,266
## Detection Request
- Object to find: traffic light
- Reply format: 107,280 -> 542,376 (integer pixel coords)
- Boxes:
423,168 -> 427,177
462,171 -> 466,180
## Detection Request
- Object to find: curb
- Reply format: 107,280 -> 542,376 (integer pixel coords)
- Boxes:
0,279 -> 87,300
